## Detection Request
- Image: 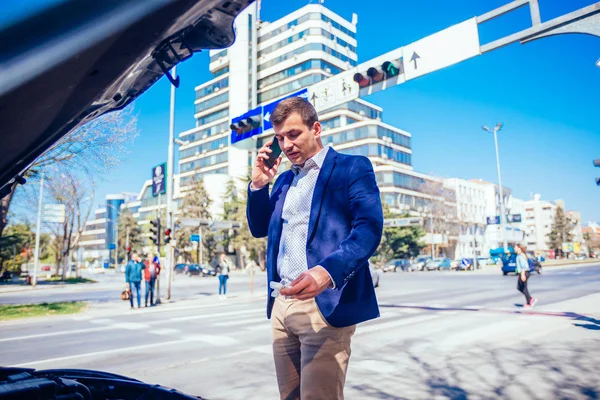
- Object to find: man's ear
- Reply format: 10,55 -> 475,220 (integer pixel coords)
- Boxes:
313,121 -> 322,138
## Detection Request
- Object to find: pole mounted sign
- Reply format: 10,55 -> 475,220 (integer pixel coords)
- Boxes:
43,203 -> 66,223
263,88 -> 308,132
152,163 -> 166,197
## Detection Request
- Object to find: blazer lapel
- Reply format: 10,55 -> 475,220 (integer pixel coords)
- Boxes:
307,148 -> 337,243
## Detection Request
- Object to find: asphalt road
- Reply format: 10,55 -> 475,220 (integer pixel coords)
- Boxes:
1,264 -> 599,399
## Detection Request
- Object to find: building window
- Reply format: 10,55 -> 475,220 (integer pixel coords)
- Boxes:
196,109 -> 229,125
321,125 -> 410,150
180,136 -> 229,160
329,101 -> 382,120
258,43 -> 356,72
195,92 -> 229,114
212,66 -> 229,78
258,27 -> 356,58
320,116 -> 342,131
180,167 -> 229,187
258,59 -> 342,89
258,73 -> 326,104
258,12 -> 356,44
183,122 -> 229,143
210,49 -> 227,63
196,77 -> 229,99
337,144 -> 411,166
180,152 -> 229,173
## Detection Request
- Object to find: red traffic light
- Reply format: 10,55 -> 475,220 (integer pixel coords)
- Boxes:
353,73 -> 370,88
127,246 -> 132,253
165,228 -> 172,236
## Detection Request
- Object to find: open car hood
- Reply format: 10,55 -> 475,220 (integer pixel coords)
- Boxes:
0,0 -> 253,193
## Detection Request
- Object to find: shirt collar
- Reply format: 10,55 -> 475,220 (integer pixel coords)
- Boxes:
291,146 -> 330,175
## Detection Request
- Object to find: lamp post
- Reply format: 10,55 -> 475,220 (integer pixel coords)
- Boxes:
482,123 -> 508,252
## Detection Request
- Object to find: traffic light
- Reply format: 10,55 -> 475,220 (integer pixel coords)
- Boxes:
594,159 -> 600,186
164,228 -> 172,245
150,218 -> 161,247
127,246 -> 131,254
353,59 -> 403,88
230,115 -> 261,134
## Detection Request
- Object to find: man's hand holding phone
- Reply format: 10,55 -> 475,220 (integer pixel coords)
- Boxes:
251,139 -> 282,190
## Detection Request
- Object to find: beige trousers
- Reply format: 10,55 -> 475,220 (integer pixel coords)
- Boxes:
271,296 -> 356,400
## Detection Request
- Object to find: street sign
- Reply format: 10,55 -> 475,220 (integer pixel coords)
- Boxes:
108,243 -> 116,250
507,214 -> 522,223
152,163 -> 166,197
403,18 -> 480,81
486,216 -> 500,225
179,218 -> 212,228
190,234 -> 200,242
43,203 -> 65,223
263,88 -> 309,132
308,71 -> 358,113
230,105 -> 263,144
383,217 -> 423,227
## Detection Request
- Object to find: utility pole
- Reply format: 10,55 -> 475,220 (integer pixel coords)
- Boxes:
166,66 -> 177,300
482,123 -> 508,253
33,171 -> 44,287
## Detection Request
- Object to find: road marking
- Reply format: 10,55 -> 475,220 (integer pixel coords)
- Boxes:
250,345 -> 272,355
357,314 -> 441,335
117,322 -> 150,330
0,326 -> 112,343
186,334 -> 239,346
14,334 -> 238,367
169,308 -> 262,322
91,318 -> 115,324
244,324 -> 271,332
151,328 -> 181,336
212,316 -> 263,327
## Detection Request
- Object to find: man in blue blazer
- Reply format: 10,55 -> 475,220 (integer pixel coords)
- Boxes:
247,97 -> 383,400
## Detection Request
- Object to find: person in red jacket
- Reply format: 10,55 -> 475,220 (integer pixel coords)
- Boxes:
143,252 -> 160,307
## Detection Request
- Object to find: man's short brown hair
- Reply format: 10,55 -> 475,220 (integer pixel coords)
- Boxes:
270,97 -> 318,129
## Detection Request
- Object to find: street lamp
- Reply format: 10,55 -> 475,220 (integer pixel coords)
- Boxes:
482,123 -> 508,253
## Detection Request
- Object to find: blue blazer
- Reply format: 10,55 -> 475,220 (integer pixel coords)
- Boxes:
246,148 -> 384,328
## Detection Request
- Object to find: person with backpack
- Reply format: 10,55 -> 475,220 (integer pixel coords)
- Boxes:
216,252 -> 230,299
515,244 -> 537,308
125,252 -> 144,309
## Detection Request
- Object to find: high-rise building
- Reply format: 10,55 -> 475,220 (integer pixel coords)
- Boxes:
177,3 -> 454,230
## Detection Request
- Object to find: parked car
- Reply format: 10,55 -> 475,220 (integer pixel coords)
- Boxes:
457,258 -> 475,271
41,265 -> 51,272
369,263 -> 380,288
450,259 -> 461,270
501,254 -> 542,275
410,256 -> 432,271
174,264 -> 189,275
476,257 -> 495,266
429,257 -> 453,271
201,264 -> 217,277
382,259 -> 411,272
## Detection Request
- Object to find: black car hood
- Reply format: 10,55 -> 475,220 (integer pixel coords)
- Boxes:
0,0 -> 253,193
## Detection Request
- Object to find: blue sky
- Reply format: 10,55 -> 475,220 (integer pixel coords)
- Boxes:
9,1 -> 600,221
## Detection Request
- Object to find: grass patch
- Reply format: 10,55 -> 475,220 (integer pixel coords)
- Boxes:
0,302 -> 87,321
47,277 -> 97,284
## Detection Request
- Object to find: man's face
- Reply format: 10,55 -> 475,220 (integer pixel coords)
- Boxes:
274,112 -> 322,166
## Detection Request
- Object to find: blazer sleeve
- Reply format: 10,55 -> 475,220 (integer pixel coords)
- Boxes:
318,156 -> 384,289
246,183 -> 272,238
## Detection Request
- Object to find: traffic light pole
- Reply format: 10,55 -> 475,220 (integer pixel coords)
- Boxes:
166,66 -> 177,301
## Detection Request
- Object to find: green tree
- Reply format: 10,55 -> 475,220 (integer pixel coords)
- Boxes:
117,210 -> 144,261
175,178 -> 213,263
220,178 -> 267,270
0,223 -> 51,273
372,204 -> 425,264
547,206 -> 573,256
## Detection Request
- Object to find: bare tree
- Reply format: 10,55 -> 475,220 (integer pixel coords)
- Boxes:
0,109 -> 138,269
417,180 -> 458,257
44,168 -> 95,278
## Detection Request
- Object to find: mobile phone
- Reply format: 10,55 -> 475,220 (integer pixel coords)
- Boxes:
265,137 -> 282,168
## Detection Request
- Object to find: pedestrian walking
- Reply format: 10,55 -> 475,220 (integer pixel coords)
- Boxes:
216,252 -> 230,299
143,252 -> 160,307
515,244 -> 537,308
247,97 -> 383,400
125,252 -> 143,309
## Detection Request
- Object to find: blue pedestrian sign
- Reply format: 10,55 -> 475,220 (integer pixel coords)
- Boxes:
108,243 -> 116,250
230,106 -> 263,144
190,234 -> 200,242
263,88 -> 309,132
486,216 -> 501,225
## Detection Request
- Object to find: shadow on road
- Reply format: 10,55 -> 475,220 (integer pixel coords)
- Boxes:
349,339 -> 600,399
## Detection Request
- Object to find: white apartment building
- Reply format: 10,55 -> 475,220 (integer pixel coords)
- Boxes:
176,2 -> 455,238
523,194 -> 557,255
